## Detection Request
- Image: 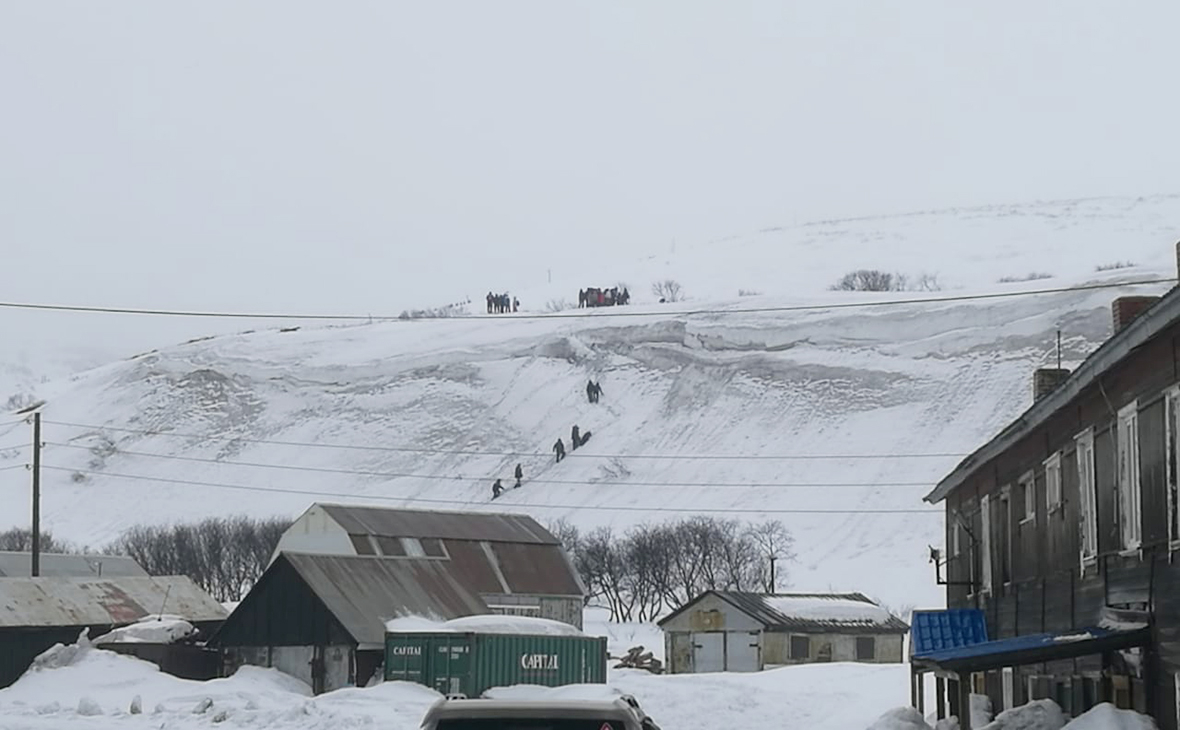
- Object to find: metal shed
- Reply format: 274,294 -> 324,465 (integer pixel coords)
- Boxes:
211,552 -> 491,693
0,575 -> 227,688
659,591 -> 910,674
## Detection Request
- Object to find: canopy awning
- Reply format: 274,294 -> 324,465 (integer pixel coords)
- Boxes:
911,624 -> 1152,674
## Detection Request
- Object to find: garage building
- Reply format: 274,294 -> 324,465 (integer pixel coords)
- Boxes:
659,591 -> 909,673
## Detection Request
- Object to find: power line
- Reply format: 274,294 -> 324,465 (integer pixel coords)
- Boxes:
0,277 -> 1172,322
43,420 -> 964,461
40,466 -> 940,515
0,444 -> 28,453
42,442 -> 936,488
0,463 -> 28,473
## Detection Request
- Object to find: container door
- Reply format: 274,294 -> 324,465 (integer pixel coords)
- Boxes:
430,636 -> 472,696
692,632 -> 725,673
385,636 -> 428,685
724,631 -> 760,672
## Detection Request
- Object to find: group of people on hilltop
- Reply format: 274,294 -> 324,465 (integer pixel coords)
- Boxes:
580,287 -> 630,308
491,379 -> 607,499
487,292 -> 518,314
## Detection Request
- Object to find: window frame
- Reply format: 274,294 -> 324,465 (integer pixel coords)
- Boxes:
855,636 -> 876,661
789,635 -> 811,661
1117,402 -> 1143,552
1020,471 -> 1037,524
980,495 -> 993,594
1076,429 -> 1098,566
1167,387 -> 1180,547
1045,453 -> 1063,512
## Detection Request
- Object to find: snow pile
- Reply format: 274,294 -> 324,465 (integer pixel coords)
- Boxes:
584,607 -> 666,661
1062,704 -> 1158,730
92,615 -> 197,645
868,707 -> 934,730
1051,633 -> 1093,644
385,614 -> 586,637
27,630 -> 91,672
763,595 -> 896,624
980,699 -> 1066,730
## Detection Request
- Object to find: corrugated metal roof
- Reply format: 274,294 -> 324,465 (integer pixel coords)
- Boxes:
282,553 -> 490,648
910,609 -> 988,655
0,576 -> 227,628
0,552 -> 147,578
318,504 -> 558,545
911,624 -> 1152,673
659,591 -> 909,634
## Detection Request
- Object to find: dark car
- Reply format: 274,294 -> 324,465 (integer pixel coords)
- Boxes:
418,695 -> 662,730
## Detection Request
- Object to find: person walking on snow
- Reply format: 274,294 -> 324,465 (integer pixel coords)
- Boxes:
486,292 -> 494,314
553,438 -> 566,463
586,380 -> 596,404
570,425 -> 580,451
514,463 -> 523,488
513,297 -> 519,313
593,381 -> 603,403
492,478 -> 504,499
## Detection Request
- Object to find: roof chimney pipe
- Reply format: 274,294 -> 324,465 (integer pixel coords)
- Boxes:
1034,368 -> 1071,402
1112,296 -> 1161,334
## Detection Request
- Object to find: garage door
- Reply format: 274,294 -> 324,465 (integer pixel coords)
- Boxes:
725,631 -> 760,672
692,633 -> 725,673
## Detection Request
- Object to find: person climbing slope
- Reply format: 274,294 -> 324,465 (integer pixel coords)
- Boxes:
570,425 -> 580,451
586,380 -> 596,404
514,463 -> 523,488
553,438 -> 566,463
491,478 -> 504,499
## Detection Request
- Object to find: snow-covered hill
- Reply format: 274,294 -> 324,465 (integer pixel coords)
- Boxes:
2,195 -> 1179,611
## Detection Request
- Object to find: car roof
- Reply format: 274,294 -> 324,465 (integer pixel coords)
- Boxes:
425,697 -> 638,720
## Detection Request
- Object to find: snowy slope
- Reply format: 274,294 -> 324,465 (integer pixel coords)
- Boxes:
2,195 -> 1179,612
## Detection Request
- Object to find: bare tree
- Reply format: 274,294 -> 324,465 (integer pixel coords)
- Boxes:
0,527 -> 75,554
651,279 -> 684,302
830,269 -> 901,292
747,520 -> 795,592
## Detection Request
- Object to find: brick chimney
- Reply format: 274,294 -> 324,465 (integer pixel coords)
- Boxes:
1112,296 -> 1161,333
1034,368 -> 1071,402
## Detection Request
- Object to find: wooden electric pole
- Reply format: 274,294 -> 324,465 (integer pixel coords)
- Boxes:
31,410 -> 41,577
769,555 -> 777,591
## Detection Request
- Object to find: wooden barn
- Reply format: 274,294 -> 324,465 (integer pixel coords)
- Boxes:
918,248 -> 1180,729
659,591 -> 908,674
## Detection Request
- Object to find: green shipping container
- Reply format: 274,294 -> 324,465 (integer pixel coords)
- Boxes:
384,631 -> 607,697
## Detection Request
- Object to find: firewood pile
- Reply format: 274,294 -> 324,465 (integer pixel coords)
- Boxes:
613,646 -> 664,674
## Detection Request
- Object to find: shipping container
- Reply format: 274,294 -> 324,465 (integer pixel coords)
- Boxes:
384,631 -> 607,696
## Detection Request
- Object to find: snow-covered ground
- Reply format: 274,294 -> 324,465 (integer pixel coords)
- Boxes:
0,637 -> 912,730
2,196 -> 1180,612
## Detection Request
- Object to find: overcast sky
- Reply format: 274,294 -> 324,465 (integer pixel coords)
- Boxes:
3,1 -> 1180,369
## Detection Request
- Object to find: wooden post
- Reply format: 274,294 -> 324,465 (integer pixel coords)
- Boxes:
936,677 -> 947,720
917,672 -> 926,716
958,673 -> 973,730
31,411 -> 41,577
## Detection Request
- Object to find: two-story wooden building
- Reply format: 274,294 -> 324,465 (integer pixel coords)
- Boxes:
917,254 -> 1180,729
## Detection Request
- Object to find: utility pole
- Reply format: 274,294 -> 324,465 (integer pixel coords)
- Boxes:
31,411 -> 41,577
769,555 -> 777,592
1056,329 -> 1062,371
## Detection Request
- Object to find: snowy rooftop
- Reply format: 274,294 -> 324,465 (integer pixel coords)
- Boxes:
662,592 -> 909,634
385,614 -> 587,637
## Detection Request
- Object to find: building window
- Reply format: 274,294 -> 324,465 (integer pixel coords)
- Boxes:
1167,389 -> 1180,544
981,495 -> 993,594
1077,429 -> 1098,563
1117,403 -> 1143,550
349,534 -> 376,555
856,637 -> 876,660
420,538 -> 447,558
950,517 -> 961,557
1020,472 -> 1036,523
789,636 -> 810,660
999,489 -> 1012,584
1045,454 -> 1062,512
375,536 -> 406,556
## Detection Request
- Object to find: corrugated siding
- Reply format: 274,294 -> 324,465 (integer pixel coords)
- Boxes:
488,543 -> 583,596
0,552 -> 147,578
